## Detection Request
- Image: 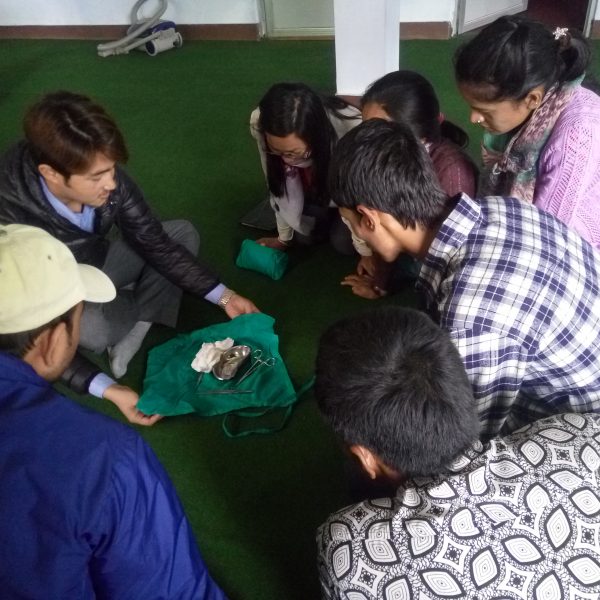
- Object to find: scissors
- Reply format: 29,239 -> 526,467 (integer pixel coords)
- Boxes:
235,349 -> 276,386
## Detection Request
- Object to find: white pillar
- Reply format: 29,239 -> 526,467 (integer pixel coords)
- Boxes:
333,0 -> 400,97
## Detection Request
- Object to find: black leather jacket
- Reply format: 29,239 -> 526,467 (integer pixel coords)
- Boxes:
0,141 -> 221,392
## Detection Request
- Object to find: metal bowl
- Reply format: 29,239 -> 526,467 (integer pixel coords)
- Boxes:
212,345 -> 251,380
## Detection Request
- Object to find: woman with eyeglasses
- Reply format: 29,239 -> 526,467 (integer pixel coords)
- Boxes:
250,82 -> 360,252
454,16 -> 600,249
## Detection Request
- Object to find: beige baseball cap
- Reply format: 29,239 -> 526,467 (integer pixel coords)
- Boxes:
0,224 -> 116,334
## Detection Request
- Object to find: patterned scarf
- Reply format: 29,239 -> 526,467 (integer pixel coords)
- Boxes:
480,77 -> 583,203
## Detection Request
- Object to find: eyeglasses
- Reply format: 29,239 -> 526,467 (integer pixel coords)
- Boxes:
266,147 -> 312,161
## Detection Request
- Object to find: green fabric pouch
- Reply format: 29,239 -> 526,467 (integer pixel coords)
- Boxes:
235,239 -> 288,280
137,313 -> 308,436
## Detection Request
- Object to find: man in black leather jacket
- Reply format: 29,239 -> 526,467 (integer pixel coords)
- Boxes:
0,91 -> 259,425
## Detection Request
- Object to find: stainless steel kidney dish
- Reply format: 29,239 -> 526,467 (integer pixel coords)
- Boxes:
211,345 -> 251,380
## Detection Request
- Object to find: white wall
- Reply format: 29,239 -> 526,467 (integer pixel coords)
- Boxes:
19,1 -> 598,28
0,0 -> 458,27
399,0 -> 455,22
0,0 -> 260,25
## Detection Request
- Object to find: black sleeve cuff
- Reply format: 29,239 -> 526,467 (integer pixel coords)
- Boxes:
60,353 -> 101,395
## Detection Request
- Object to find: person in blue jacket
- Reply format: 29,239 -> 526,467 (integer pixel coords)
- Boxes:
0,223 -> 226,599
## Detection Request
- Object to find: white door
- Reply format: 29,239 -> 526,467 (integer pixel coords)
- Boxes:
262,0 -> 334,38
456,0 -> 529,34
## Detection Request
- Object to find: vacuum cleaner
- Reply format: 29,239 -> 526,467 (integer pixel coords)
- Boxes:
97,0 -> 182,58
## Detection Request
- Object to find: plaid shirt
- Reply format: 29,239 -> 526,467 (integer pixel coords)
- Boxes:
416,194 -> 600,440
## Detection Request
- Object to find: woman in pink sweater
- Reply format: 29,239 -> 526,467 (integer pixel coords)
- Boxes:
455,15 -> 600,249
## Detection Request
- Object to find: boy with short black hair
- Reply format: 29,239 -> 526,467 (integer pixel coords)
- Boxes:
330,118 -> 600,440
316,306 -> 600,599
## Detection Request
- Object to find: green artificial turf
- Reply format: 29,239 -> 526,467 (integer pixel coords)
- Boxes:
2,36 -> 599,599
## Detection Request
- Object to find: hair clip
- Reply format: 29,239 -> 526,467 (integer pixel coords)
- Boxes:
553,27 -> 568,40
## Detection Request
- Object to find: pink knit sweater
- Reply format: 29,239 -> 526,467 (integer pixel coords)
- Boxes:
535,86 -> 600,249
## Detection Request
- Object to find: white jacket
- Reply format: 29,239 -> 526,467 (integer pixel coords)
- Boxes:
249,104 -> 361,243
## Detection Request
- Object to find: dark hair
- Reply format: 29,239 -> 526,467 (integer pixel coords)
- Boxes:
454,15 -> 591,102
258,82 -> 355,205
362,70 -> 469,148
315,306 -> 480,476
328,119 -> 448,229
0,307 -> 76,358
24,90 -> 128,178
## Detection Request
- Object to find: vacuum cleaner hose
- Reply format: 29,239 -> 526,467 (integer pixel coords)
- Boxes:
97,0 -> 168,57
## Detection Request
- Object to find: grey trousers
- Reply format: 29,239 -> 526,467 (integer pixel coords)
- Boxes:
79,219 -> 200,353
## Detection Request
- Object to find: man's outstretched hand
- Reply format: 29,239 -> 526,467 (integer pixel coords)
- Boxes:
224,293 -> 260,319
104,384 -> 162,426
